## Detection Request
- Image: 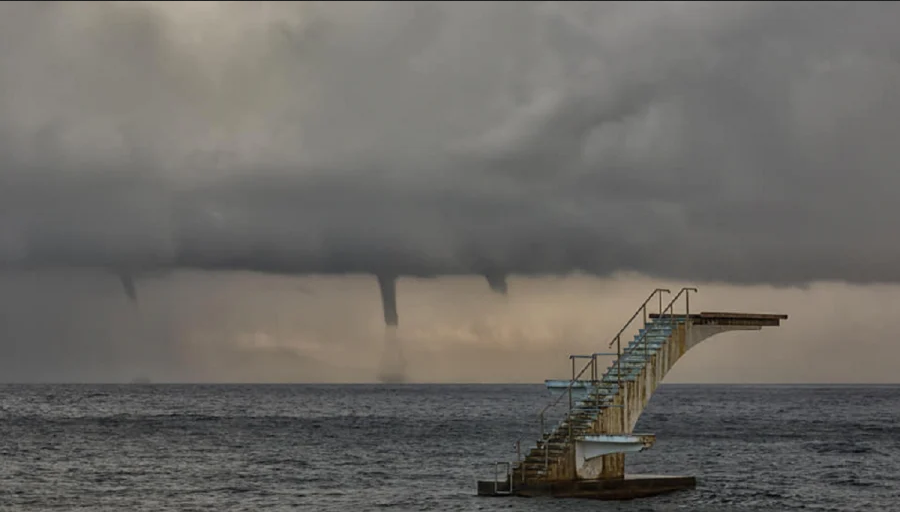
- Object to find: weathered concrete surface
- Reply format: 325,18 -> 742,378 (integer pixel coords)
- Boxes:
477,474 -> 696,499
587,313 -> 788,481
509,307 -> 787,493
575,434 -> 654,479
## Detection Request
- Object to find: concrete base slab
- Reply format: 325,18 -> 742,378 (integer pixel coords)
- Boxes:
477,474 -> 696,500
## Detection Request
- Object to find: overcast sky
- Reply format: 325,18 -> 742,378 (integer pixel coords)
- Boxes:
1,2 -> 899,383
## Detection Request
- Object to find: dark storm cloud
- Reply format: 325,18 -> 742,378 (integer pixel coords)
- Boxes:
2,1 -> 900,285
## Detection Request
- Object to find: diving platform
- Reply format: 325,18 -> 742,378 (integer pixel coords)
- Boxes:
477,287 -> 787,500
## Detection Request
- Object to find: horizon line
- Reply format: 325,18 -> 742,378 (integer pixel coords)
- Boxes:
1,381 -> 899,386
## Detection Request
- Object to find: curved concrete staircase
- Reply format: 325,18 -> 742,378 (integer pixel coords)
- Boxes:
482,287 -> 788,496
517,314 -> 682,484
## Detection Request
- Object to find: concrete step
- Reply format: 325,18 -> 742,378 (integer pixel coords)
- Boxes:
606,362 -> 646,370
606,361 -> 648,370
535,440 -> 571,446
531,442 -> 566,448
580,401 -> 618,409
629,338 -> 667,346
633,333 -> 671,341
601,374 -> 640,383
621,351 -> 660,360
552,433 -> 589,440
618,352 -> 657,362
639,330 -> 670,338
634,329 -> 671,336
567,413 -> 602,420
624,342 -> 665,351
552,428 -> 591,436
577,399 -> 618,406
621,348 -> 661,357
630,336 -> 668,343
524,458 -> 559,465
563,390 -> 618,400
541,431 -> 573,438
556,428 -> 591,436
636,328 -> 672,336
564,412 -> 597,420
573,401 -> 614,409
539,437 -> 574,446
529,446 -> 567,454
566,412 -> 601,418
590,388 -> 621,395
525,450 -> 566,462
526,453 -> 564,462
580,391 -> 618,398
559,411 -> 600,422
647,320 -> 677,327
605,366 -> 645,376
573,395 -> 616,410
543,441 -> 570,448
610,358 -> 649,366
561,414 -> 595,421
607,364 -> 646,374
611,355 -> 656,365
528,451 -> 565,459
573,402 -> 614,409
559,425 -> 591,439
562,414 -> 596,421
604,369 -> 644,379
541,432 -> 579,440
618,352 -> 654,359
555,424 -> 592,432
572,407 -> 611,414
577,404 -> 606,411
545,382 -> 621,395
622,352 -> 659,360
627,341 -> 666,350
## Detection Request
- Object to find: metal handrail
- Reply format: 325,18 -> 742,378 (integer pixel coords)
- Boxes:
605,288 -> 670,395
606,288 -> 671,349
537,356 -> 595,437
536,288 -> 672,439
535,355 -> 595,472
493,461 -> 512,495
621,287 -> 698,358
659,287 -> 698,322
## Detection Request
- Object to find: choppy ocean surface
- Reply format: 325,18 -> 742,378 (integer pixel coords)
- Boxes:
0,384 -> 897,511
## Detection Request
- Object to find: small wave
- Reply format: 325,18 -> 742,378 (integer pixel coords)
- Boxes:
804,440 -> 874,455
820,472 -> 879,488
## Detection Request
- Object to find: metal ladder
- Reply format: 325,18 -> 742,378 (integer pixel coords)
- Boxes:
491,462 -> 512,495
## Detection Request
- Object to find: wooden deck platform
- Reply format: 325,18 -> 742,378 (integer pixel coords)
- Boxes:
649,311 -> 788,326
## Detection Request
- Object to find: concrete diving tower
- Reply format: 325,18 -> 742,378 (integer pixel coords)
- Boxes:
477,287 -> 787,500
